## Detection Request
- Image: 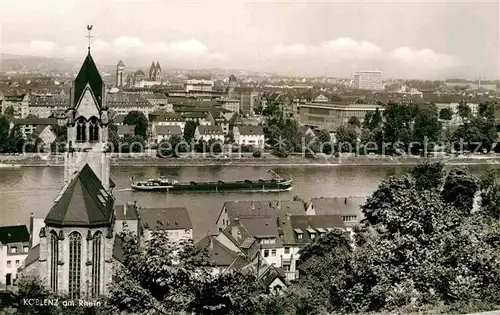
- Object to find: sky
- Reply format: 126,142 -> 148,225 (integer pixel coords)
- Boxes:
0,0 -> 498,79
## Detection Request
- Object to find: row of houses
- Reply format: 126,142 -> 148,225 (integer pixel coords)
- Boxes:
2,195 -> 364,293
196,196 -> 365,283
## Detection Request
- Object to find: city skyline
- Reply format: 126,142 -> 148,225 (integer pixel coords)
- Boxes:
0,0 -> 499,80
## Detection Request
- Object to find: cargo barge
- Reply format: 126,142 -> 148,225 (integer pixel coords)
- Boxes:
130,170 -> 292,193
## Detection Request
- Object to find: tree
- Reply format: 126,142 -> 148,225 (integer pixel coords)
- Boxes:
158,135 -> 185,157
335,125 -> 358,152
441,167 -> 479,214
123,111 -> 148,139
412,104 -> 442,154
4,106 -> 15,120
0,115 -> 10,152
6,125 -> 25,153
315,129 -> 332,154
457,101 -> 471,122
439,108 -> 453,121
191,271 -> 262,315
119,135 -> 146,153
409,161 -> 445,190
184,121 -> 198,142
208,138 -> 223,155
348,116 -> 361,128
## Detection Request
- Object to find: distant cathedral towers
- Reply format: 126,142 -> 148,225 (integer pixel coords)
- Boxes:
149,61 -> 162,82
118,61 -> 163,87
116,60 -> 125,87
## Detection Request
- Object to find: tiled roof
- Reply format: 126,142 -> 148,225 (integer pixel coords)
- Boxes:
183,112 -> 209,119
155,125 -> 182,136
114,203 -> 139,220
117,125 -> 135,136
135,70 -> 145,76
196,235 -> 240,267
289,215 -> 351,244
236,125 -> 264,136
308,197 -> 366,216
107,93 -> 150,107
0,225 -> 30,244
197,125 -> 223,135
239,217 -> 278,238
24,244 -> 40,268
112,114 -> 126,124
150,111 -> 185,122
221,200 -> 306,222
44,164 -> 115,227
13,118 -> 58,126
31,125 -> 54,139
137,207 -> 192,230
73,52 -> 103,108
112,236 -> 125,263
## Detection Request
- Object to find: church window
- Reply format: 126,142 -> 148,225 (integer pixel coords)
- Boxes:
50,231 -> 59,293
69,232 -> 82,299
89,117 -> 99,142
91,231 -> 102,297
76,118 -> 87,142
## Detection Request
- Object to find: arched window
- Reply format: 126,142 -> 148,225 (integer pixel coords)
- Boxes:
50,231 -> 59,293
76,118 -> 87,142
68,232 -> 82,299
91,231 -> 102,297
89,117 -> 99,143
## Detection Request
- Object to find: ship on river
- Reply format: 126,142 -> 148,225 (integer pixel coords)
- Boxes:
130,170 -> 293,193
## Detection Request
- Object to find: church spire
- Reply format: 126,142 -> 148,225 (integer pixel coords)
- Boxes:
86,25 -> 93,53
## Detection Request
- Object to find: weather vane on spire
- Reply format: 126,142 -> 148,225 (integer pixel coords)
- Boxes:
86,25 -> 93,52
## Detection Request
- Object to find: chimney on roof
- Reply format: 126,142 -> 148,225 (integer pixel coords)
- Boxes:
209,236 -> 214,250
344,197 -> 347,205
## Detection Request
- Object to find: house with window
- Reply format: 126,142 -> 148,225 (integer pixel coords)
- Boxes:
305,196 -> 365,222
0,225 -> 30,287
152,125 -> 182,143
117,125 -> 135,138
194,125 -> 224,142
149,111 -> 186,134
233,126 -> 265,149
137,207 -> 193,244
11,118 -> 58,142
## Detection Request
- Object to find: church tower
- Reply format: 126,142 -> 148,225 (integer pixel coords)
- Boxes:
155,61 -> 162,82
35,26 -> 116,299
116,60 -> 125,87
64,47 -> 110,190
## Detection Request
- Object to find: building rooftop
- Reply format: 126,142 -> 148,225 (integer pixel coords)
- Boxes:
0,225 -> 30,244
137,207 -> 192,230
196,235 -> 240,267
114,203 -> 139,220
12,118 -> 58,126
73,52 -> 103,108
155,125 -> 182,136
197,125 -> 224,135
117,125 -> 135,137
308,197 -> 366,216
220,200 -> 306,222
236,125 -> 264,136
44,164 -> 115,227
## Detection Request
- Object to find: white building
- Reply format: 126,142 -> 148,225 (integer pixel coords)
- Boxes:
11,118 -> 58,142
0,225 -> 30,287
150,112 -> 186,133
194,125 -> 224,142
233,125 -> 265,149
353,70 -> 383,91
152,125 -> 183,143
137,208 -> 193,244
184,79 -> 214,92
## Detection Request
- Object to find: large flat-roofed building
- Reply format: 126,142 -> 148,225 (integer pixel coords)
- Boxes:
353,70 -> 383,91
299,101 -> 384,129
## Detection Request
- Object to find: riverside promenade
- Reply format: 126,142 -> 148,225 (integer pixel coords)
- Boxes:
1,152 -> 500,168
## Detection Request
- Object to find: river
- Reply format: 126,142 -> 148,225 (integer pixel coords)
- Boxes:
0,165 -> 494,241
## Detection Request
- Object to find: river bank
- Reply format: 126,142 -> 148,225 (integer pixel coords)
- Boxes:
1,154 -> 500,168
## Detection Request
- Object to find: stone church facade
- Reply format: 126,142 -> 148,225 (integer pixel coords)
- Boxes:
20,47 -> 132,299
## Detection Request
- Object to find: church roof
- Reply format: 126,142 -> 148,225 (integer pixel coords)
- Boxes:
44,164 -> 114,227
117,60 -> 125,67
156,61 -> 161,71
73,53 -> 103,109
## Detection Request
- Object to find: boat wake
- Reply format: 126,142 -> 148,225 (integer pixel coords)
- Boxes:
114,188 -> 133,192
